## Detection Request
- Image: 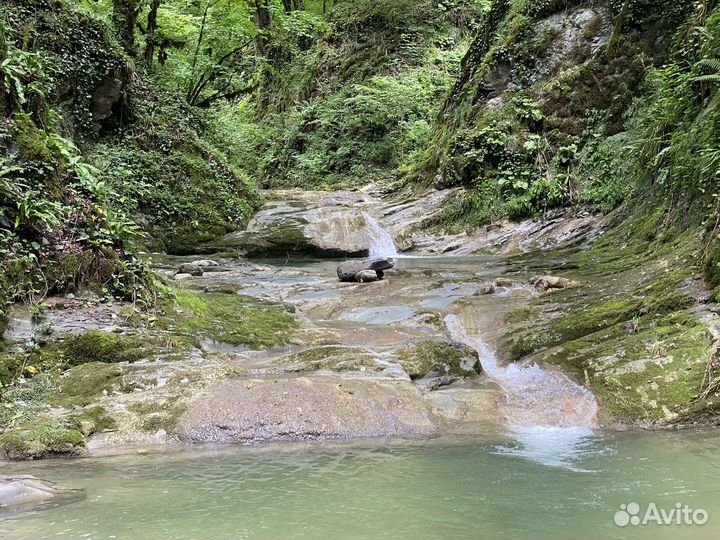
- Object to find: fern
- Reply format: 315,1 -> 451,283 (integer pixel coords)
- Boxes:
692,58 -> 720,83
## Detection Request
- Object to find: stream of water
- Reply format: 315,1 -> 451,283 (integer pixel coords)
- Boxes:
362,212 -> 399,258
2,431 -> 720,540
445,314 -> 598,428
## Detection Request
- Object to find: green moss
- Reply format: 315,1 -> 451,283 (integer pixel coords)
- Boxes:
703,240 -> 720,288
396,340 -> 481,379
0,353 -> 24,386
672,396 -> 720,426
536,311 -> 711,424
56,362 -> 123,407
0,417 -> 85,460
71,405 -> 117,436
127,401 -> 185,433
62,330 -> 146,366
14,113 -> 55,165
161,290 -> 297,350
634,205 -> 667,242
505,307 -> 540,324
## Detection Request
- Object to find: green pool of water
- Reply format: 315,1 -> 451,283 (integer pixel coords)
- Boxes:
2,429 -> 719,540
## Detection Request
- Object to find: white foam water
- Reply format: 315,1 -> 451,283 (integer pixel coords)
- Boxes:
362,212 -> 399,258
445,314 -> 598,468
444,314 -> 597,428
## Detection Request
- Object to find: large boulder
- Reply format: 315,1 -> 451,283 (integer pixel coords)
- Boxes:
0,475 -> 82,511
215,191 -> 376,257
337,257 -> 395,282
176,377 -> 442,443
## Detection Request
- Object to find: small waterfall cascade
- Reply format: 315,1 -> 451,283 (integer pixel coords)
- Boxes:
362,212 -> 399,258
444,314 -> 598,430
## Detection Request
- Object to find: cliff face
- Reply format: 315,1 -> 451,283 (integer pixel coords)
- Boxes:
411,0 -> 708,229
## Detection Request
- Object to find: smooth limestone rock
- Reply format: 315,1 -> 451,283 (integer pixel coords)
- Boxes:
214,191 -> 375,257
0,475 -> 81,511
176,377 -> 441,443
192,260 -> 219,267
275,346 -> 379,373
337,257 -> 395,282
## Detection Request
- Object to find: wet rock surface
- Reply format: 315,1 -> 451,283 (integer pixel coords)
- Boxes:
5,189 -> 714,458
531,275 -> 579,293
176,377 -> 443,443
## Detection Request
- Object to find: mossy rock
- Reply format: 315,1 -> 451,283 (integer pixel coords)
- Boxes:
160,290 -> 297,350
71,406 -> 117,437
277,346 -> 378,373
57,362 -> 123,407
505,307 -> 540,324
126,401 -> 185,434
62,331 -> 146,367
0,354 -> 24,387
703,240 -> 720,288
528,311 -> 711,424
0,418 -> 85,460
396,340 -> 481,380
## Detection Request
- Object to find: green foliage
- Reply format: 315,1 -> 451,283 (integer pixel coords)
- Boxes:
241,0 -> 482,188
89,82 -> 261,253
58,361 -> 123,407
263,70 -> 452,188
409,0 -> 720,231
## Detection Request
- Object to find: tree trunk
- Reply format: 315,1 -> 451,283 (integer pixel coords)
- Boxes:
282,0 -> 303,12
0,21 -> 8,116
607,0 -> 631,57
251,0 -> 271,57
113,0 -> 141,55
144,0 -> 161,64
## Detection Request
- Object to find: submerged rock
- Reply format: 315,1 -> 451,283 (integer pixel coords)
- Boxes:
337,257 -> 395,282
0,475 -> 82,511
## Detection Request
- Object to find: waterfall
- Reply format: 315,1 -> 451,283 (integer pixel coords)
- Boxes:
362,212 -> 399,258
444,314 -> 597,430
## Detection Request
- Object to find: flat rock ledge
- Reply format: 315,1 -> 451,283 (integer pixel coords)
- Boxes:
176,377 -> 442,443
